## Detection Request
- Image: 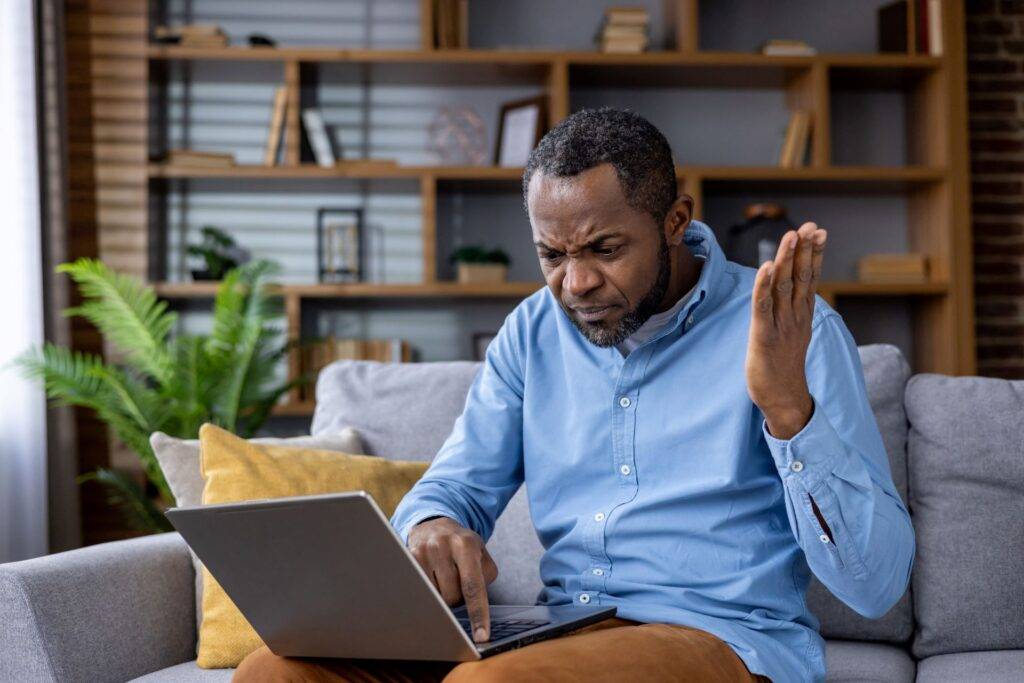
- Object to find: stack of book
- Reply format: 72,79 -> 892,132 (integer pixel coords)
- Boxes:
760,39 -> 817,56
154,24 -> 229,48
778,111 -> 812,168
433,0 -> 468,49
857,253 -> 929,283
166,149 -> 234,167
596,6 -> 649,53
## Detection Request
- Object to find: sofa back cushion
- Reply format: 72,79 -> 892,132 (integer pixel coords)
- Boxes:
805,343 -> 914,643
905,373 -> 1024,658
312,360 -> 545,604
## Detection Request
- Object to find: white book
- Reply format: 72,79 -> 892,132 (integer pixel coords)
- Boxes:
927,0 -> 943,57
302,109 -> 336,168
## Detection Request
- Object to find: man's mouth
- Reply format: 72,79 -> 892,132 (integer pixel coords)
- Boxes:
573,305 -> 615,322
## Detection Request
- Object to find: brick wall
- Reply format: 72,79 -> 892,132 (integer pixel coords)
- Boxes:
967,0 -> 1024,378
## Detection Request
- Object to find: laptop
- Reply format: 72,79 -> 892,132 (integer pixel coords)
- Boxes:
166,491 -> 616,661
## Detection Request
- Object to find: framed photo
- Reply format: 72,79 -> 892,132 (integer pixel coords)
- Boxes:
494,95 -> 547,167
472,332 -> 497,362
317,207 -> 365,283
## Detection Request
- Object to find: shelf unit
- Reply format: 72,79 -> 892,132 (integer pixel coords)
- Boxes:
140,0 -> 973,417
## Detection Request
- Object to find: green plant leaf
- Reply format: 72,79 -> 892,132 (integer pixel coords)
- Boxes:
57,259 -> 177,386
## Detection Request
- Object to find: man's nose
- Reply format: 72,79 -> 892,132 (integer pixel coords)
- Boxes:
564,258 -> 601,298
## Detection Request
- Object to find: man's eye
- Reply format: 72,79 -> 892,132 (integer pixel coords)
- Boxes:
594,246 -> 619,256
541,252 -> 562,261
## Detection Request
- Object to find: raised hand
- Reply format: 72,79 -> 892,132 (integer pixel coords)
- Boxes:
745,222 -> 828,440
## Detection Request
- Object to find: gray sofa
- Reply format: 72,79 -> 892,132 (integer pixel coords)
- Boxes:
2,344 -> 1022,682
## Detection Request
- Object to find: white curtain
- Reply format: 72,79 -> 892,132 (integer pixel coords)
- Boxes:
0,0 -> 49,562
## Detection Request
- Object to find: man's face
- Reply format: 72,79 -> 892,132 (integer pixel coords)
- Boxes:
527,163 -> 672,347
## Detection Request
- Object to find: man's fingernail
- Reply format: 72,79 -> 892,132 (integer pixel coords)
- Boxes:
475,628 -> 487,641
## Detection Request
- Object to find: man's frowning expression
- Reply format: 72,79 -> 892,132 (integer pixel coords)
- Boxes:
527,163 -> 673,348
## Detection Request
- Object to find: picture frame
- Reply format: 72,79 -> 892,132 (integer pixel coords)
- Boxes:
494,95 -> 547,167
317,207 -> 365,283
472,332 -> 497,362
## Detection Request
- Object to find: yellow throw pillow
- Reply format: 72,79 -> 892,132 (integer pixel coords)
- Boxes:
194,422 -> 429,668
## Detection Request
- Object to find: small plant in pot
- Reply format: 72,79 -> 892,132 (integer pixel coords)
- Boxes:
188,226 -> 249,281
450,245 -> 511,284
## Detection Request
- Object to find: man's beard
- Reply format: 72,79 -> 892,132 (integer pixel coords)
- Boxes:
564,234 -> 672,348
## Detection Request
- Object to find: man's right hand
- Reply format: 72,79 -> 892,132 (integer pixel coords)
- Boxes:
407,516 -> 498,644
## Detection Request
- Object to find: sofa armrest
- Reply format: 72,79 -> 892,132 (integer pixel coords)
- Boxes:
0,532 -> 196,683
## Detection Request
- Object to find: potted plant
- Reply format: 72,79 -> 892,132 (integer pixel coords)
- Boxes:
188,225 -> 247,281
16,259 -> 300,532
450,245 -> 511,284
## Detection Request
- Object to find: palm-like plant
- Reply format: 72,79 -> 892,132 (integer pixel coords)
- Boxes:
16,258 -> 298,532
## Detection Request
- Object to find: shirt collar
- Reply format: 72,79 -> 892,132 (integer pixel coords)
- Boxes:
657,219 -> 729,335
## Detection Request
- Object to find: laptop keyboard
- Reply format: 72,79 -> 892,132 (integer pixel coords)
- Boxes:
457,618 -> 550,643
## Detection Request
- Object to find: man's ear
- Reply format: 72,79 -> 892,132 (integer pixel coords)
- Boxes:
664,194 -> 693,246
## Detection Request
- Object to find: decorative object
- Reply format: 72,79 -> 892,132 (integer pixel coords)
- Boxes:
450,245 -> 511,283
427,105 -> 487,166
495,95 -> 547,167
472,332 -> 497,361
858,253 -> 929,283
725,203 -> 796,268
247,33 -> 276,47
317,207 -> 365,283
187,225 -> 249,281
16,259 -> 297,532
302,109 -> 337,167
193,422 -> 429,668
595,6 -> 649,53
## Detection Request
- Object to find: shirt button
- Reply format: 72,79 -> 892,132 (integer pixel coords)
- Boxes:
619,464 -> 631,476
579,593 -> 591,604
819,534 -> 830,543
592,568 -> 604,576
790,460 -> 804,472
594,512 -> 605,522
687,315 -> 695,326
618,396 -> 631,408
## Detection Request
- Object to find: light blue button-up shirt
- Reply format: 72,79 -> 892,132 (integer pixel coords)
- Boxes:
391,220 -> 915,682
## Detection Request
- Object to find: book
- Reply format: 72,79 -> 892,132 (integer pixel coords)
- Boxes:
927,0 -> 942,56
778,111 -> 811,168
877,1 -> 908,53
264,86 -> 287,167
857,253 -> 929,283
167,150 -> 234,167
789,111 -> 812,168
760,39 -> 817,56
433,0 -> 468,49
605,7 -> 650,26
596,6 -> 649,53
601,38 -> 648,53
302,109 -> 336,167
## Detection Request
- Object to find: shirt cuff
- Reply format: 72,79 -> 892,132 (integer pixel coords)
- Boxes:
761,395 -> 841,492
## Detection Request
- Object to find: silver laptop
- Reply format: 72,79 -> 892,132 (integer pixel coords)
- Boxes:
166,491 -> 616,661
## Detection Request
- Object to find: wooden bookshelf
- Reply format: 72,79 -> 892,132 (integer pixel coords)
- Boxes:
138,0 -> 974,420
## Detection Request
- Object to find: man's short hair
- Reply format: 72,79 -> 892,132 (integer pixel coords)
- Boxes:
522,107 -> 678,225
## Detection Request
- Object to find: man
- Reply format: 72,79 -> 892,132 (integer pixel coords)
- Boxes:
236,108 -> 914,682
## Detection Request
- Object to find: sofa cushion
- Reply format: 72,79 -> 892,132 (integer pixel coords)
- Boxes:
916,650 -> 1024,683
824,640 -> 915,683
806,344 -> 914,643
906,373 -> 1024,658
130,661 -> 234,682
311,360 -> 545,604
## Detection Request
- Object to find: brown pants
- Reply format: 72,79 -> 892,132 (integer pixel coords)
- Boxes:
232,617 -> 771,682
